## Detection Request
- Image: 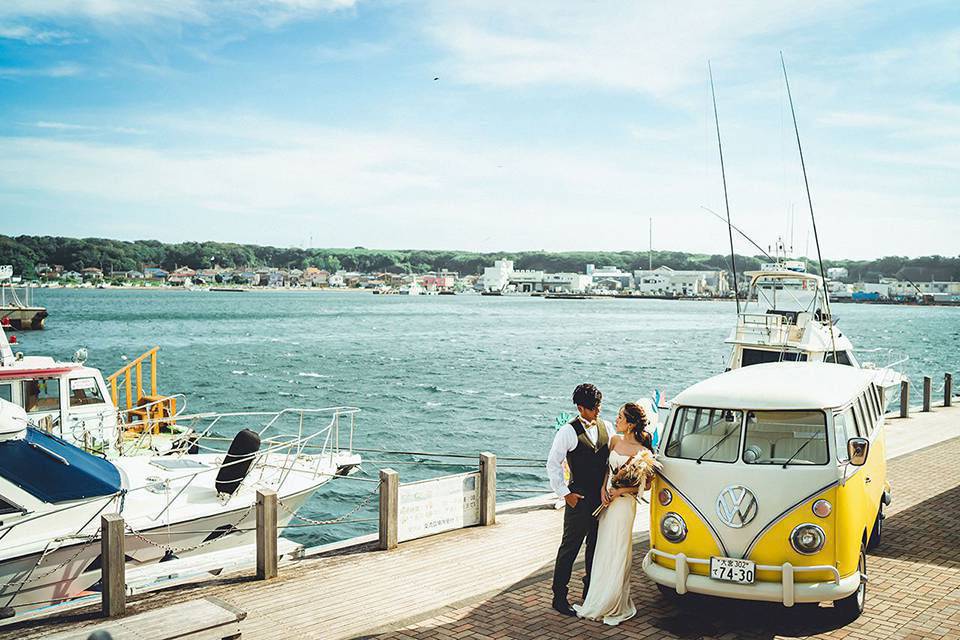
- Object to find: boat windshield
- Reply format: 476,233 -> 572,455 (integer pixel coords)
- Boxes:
748,275 -> 821,316
665,407 -> 743,463
742,410 -> 829,465
0,427 -> 122,503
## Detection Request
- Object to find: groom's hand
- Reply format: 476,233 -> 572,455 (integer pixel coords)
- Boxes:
564,493 -> 584,508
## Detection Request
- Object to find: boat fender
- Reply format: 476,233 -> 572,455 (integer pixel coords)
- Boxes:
215,429 -> 261,500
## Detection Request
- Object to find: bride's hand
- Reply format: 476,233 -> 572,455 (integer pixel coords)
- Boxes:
601,486 -> 611,506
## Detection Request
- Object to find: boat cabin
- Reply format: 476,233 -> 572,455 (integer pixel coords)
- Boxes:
726,268 -> 857,370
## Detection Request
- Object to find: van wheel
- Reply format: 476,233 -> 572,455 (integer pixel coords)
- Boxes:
835,545 -> 866,620
867,505 -> 884,550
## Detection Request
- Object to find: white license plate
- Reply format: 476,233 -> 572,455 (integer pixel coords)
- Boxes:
709,557 -> 755,584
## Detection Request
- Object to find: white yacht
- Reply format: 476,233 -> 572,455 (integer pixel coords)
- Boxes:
0,401 -> 361,615
0,266 -> 47,330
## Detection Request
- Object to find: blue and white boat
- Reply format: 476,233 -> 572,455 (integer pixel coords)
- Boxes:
0,400 -> 360,616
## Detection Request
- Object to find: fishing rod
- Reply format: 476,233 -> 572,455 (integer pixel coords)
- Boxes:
708,61 -> 741,314
780,51 -> 838,360
700,206 -> 774,261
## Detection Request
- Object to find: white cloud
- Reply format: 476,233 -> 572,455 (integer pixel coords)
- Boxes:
0,24 -> 77,44
0,0 -> 357,25
422,1 -> 874,97
0,111 -> 956,258
33,121 -> 147,135
0,62 -> 83,77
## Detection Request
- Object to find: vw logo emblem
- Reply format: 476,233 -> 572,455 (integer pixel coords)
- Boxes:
716,485 -> 758,528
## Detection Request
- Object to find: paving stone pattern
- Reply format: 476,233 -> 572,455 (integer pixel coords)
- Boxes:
372,437 -> 960,640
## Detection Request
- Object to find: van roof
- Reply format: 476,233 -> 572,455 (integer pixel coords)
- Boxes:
673,362 -> 876,411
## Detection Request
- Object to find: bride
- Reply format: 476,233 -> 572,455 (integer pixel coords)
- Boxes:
573,402 -> 654,626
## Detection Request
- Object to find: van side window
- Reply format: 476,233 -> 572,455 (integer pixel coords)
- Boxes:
0,384 -> 11,403
849,403 -> 864,438
868,386 -> 882,421
834,409 -> 855,461
825,351 -> 853,366
856,396 -> 873,436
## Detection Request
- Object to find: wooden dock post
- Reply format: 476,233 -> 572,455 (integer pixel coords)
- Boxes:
379,469 -> 398,550
479,452 -> 497,526
923,376 -> 932,412
946,373 -> 953,408
256,489 -> 278,580
101,513 -> 126,618
900,380 -> 910,418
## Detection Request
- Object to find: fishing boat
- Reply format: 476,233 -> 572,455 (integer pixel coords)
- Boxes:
0,267 -> 47,331
0,401 -> 361,616
0,328 -> 189,456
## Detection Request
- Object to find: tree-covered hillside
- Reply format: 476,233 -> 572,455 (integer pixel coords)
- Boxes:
1,235 -> 958,283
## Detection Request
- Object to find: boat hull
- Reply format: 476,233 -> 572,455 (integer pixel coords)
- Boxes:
0,484 -> 318,614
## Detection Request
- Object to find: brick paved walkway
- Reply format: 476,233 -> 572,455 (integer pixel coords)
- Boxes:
372,436 -> 960,640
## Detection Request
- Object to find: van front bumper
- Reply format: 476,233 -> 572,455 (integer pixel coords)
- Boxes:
642,549 -> 860,606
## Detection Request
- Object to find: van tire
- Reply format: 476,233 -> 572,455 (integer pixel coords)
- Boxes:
835,545 -> 866,620
867,505 -> 884,551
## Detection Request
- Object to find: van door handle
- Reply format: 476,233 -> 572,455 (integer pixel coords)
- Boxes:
865,477 -> 872,484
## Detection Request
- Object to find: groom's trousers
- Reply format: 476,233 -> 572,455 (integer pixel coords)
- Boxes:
551,500 -> 599,600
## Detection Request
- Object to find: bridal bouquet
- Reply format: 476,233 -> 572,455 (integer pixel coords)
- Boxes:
592,449 -> 661,517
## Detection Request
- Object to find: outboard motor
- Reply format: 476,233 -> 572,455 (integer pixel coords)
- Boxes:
215,429 -> 261,500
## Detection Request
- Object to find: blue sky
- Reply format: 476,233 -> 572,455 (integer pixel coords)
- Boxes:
0,1 -> 957,259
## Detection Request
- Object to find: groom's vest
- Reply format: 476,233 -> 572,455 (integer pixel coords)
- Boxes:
566,418 -> 610,507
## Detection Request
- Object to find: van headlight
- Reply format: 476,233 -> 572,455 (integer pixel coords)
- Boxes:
661,513 -> 687,543
790,523 -> 825,555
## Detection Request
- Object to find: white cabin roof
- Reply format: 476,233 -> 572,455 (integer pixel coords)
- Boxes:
673,362 -> 876,410
744,270 -> 823,285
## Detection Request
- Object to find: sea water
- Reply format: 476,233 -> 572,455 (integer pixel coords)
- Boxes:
19,288 -> 960,546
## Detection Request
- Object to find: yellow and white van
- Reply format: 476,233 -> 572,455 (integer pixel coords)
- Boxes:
643,362 -> 892,619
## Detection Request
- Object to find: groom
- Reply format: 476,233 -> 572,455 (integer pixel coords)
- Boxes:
547,383 -> 610,616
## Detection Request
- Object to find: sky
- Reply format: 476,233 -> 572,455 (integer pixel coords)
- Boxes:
0,1 -> 957,259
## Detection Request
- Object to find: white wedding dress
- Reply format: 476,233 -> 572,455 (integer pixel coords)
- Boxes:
572,449 -> 637,626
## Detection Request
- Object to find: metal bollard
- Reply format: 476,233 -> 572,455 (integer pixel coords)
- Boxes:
923,376 -> 932,412
900,380 -> 910,418
946,373 -> 953,408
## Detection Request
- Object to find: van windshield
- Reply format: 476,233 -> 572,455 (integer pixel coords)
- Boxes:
665,407 -> 743,463
742,410 -> 829,465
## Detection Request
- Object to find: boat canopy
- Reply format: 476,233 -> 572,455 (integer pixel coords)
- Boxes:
0,427 -> 122,503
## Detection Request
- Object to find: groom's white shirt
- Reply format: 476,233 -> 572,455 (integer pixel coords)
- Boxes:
546,416 -> 601,498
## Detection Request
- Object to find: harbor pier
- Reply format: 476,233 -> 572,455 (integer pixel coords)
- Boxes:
5,392 -> 959,640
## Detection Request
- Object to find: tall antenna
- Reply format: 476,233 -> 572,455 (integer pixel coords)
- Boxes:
708,61 -> 740,313
780,51 -> 838,359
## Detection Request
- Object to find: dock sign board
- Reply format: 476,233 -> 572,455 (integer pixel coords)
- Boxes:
398,472 -> 480,542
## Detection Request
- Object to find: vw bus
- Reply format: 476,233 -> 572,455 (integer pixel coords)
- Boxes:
643,362 -> 892,619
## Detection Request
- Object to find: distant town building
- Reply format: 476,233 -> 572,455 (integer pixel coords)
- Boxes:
588,265 -> 633,290
482,260 -> 514,292
827,267 -> 849,281
542,273 -> 592,293
633,266 -> 729,296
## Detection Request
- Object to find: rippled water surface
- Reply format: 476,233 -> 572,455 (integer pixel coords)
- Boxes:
19,289 -> 960,546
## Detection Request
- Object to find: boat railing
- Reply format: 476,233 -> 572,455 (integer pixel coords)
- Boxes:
106,347 -> 163,411
735,312 -> 798,344
137,406 -> 360,522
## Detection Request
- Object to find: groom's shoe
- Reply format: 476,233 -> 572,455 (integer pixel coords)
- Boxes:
551,596 -> 576,617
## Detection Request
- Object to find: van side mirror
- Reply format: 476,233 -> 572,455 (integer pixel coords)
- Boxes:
847,438 -> 869,466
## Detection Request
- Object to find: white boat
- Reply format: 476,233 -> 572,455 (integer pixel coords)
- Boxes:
0,327 -> 189,456
725,261 -> 906,402
0,401 -> 361,616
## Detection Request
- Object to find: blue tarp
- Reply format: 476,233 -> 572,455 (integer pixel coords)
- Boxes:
0,428 -> 122,503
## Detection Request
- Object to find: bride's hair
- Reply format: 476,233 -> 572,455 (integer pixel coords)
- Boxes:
621,403 -> 652,450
